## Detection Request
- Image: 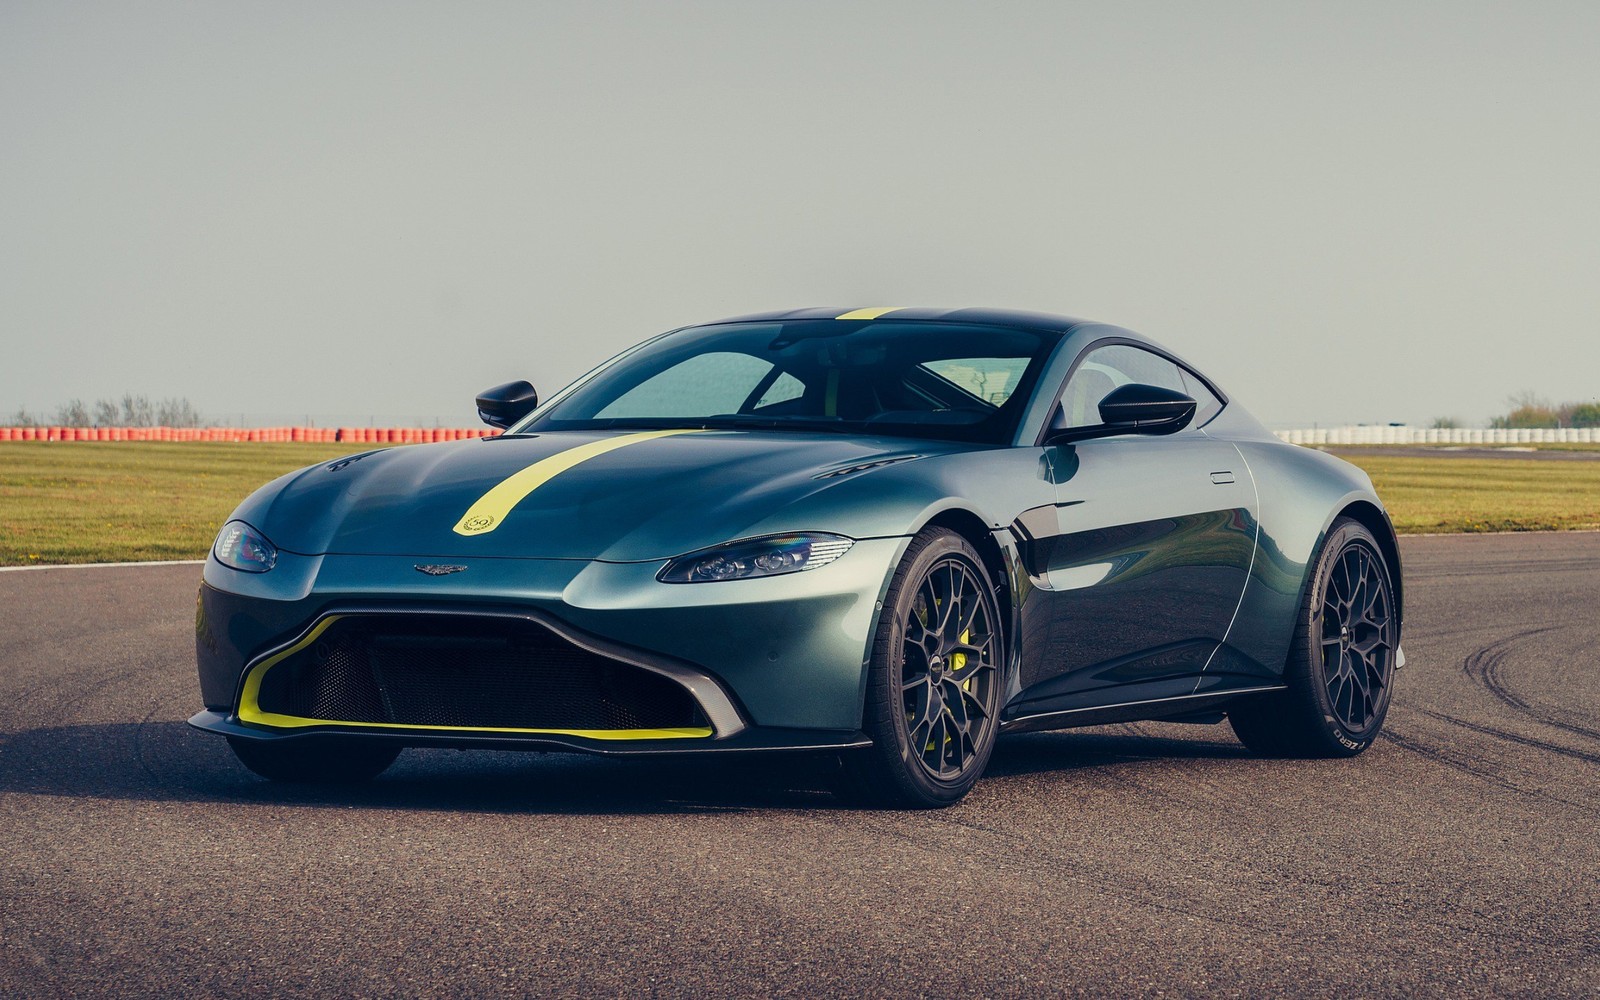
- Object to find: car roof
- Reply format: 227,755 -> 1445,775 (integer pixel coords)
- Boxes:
700,306 -> 1097,334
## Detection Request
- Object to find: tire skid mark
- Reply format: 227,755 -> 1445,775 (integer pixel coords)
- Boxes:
1086,724 -> 1216,809
813,795 -> 1256,933
1382,729 -> 1591,811
906,810 -> 1266,932
1416,708 -> 1600,767
1401,619 -> 1563,644
835,784 -> 1589,952
132,700 -> 187,796
2,621 -> 189,719
10,659 -> 161,725
1406,560 -> 1599,581
1097,767 -> 1207,811
1463,626 -> 1600,744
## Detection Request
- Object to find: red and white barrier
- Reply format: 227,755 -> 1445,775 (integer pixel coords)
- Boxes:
0,426 -> 502,444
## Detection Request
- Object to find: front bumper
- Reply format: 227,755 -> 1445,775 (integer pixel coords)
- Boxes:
187,709 -> 869,756
194,536 -> 908,742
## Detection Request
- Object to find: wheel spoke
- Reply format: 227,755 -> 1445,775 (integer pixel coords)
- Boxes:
1352,633 -> 1387,657
1334,552 -> 1354,603
905,610 -> 929,645
1326,671 -> 1347,713
956,591 -> 985,639
906,684 -> 934,733
1350,651 -> 1371,696
1362,648 -> 1388,689
916,579 -> 938,631
1340,668 -> 1360,723
947,638 -> 991,662
933,565 -> 958,635
954,683 -> 990,720
943,679 -> 970,726
948,655 -> 991,687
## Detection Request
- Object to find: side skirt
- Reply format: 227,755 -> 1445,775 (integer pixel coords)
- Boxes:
998,685 -> 1286,734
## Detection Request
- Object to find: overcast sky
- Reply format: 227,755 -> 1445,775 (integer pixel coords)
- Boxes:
2,1 -> 1596,428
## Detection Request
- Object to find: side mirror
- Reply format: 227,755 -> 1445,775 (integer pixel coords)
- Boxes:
1097,383 -> 1197,432
1045,383 -> 1196,444
475,380 -> 539,429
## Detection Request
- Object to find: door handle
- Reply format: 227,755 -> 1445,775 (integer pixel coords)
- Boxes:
1210,471 -> 1235,485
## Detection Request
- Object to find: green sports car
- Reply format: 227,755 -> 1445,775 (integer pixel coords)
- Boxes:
191,307 -> 1403,807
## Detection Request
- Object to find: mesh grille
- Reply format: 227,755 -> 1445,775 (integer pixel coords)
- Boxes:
255,616 -> 707,731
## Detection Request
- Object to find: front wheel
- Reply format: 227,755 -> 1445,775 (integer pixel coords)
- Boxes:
1230,518 -> 1399,757
837,528 -> 1003,808
227,736 -> 401,783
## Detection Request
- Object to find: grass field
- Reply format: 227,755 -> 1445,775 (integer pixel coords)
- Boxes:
2,442 -> 1598,566
0,443 -> 350,565
1333,451 -> 1600,534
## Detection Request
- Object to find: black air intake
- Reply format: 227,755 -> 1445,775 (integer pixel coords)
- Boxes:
254,615 -> 707,732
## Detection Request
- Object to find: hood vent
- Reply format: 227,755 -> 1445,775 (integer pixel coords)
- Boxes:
814,455 -> 922,479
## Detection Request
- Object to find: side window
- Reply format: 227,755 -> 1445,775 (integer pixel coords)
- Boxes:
752,371 -> 805,410
1057,344 -> 1187,428
1180,369 -> 1225,426
594,352 -> 777,419
920,358 -> 1031,406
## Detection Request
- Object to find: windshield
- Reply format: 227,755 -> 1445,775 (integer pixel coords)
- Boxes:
516,321 -> 1061,444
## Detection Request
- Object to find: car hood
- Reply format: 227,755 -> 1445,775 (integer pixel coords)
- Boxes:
239,430 -> 964,561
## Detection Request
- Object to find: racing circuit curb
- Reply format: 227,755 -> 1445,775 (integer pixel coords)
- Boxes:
0,560 -> 206,573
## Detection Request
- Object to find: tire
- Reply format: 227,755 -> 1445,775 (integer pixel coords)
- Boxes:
836,527 -> 1004,808
1230,517 -> 1399,757
227,736 -> 401,783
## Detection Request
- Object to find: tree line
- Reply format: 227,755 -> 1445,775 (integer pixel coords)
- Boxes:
1433,392 -> 1600,429
1489,391 -> 1600,429
8,395 -> 204,428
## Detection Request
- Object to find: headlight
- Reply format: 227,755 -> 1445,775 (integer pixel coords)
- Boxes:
212,520 -> 278,573
658,532 -> 854,584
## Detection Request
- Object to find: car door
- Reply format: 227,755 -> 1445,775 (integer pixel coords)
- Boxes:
1010,343 -> 1257,713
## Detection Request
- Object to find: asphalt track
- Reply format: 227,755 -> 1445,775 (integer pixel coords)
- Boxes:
2,534 -> 1597,998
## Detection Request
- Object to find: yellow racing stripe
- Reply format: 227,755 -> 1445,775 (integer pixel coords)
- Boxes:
452,429 -> 700,536
835,307 -> 902,320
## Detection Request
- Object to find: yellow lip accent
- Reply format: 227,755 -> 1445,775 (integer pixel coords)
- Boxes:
835,307 -> 902,321
452,429 -> 700,536
236,615 -> 712,740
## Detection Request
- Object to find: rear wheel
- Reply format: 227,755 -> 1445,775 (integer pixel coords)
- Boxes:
1230,518 -> 1398,757
837,528 -> 1003,808
227,737 -> 401,783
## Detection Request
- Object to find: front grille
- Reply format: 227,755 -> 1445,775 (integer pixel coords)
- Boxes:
253,615 -> 707,731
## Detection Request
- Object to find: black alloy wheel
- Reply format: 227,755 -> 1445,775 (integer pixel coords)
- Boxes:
838,527 -> 1003,807
1320,539 -> 1396,733
1230,518 -> 1399,757
901,555 -> 1000,780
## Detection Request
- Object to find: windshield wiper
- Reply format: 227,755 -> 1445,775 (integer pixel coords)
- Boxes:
698,416 -> 863,435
